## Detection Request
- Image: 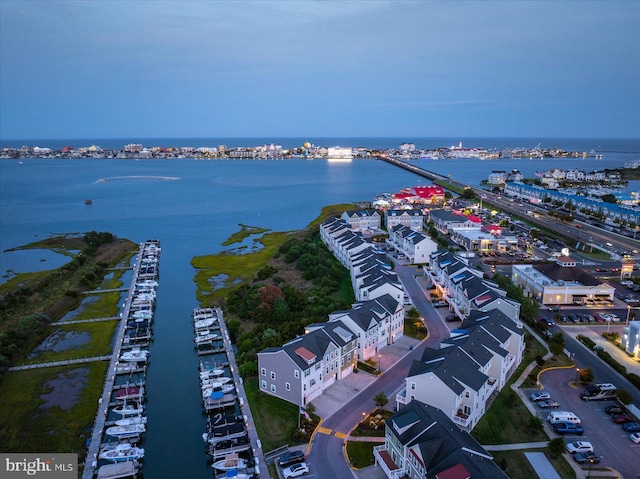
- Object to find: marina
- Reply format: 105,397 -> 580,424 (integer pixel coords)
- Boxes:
192,307 -> 266,478
82,240 -> 161,479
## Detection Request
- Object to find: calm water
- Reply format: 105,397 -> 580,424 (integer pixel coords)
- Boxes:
0,137 -> 638,478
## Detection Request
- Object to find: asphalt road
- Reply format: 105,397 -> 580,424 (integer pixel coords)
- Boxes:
308,261 -> 450,479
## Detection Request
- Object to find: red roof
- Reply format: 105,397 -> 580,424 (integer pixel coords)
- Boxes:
435,463 -> 471,479
467,215 -> 482,223
295,347 -> 316,362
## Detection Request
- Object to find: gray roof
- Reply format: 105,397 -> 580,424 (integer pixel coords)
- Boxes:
532,262 -> 604,287
387,400 -> 508,479
429,209 -> 471,223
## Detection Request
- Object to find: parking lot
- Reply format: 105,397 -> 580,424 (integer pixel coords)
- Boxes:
526,367 -> 640,477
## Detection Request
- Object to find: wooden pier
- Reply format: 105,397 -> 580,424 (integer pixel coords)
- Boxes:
82,244 -> 144,479
8,355 -> 111,371
51,316 -> 119,326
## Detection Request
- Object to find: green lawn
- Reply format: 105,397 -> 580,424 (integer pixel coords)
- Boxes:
472,333 -> 549,444
243,377 -> 300,452
346,441 -> 376,469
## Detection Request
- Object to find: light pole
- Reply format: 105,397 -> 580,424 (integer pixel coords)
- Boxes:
378,354 -> 382,374
587,457 -> 594,478
627,305 -> 632,324
575,368 -> 580,384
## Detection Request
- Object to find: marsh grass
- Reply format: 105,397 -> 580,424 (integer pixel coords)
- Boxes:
0,363 -> 107,455
221,224 -> 271,246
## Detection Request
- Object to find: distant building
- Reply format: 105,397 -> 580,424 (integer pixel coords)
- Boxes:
327,147 -> 353,160
385,209 -> 425,231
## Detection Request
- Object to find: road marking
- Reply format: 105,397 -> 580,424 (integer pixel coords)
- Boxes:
334,432 -> 347,439
317,427 -> 332,435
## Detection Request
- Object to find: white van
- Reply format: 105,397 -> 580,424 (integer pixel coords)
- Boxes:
547,411 -> 581,425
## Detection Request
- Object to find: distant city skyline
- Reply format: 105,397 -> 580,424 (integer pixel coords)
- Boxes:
1,0 -> 639,140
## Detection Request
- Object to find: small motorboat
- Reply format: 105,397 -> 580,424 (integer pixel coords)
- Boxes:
105,423 -> 145,439
120,349 -> 149,362
112,403 -> 144,416
202,383 -> 235,398
115,386 -> 144,401
115,415 -> 147,426
99,443 -> 145,462
194,330 -> 220,345
194,317 -> 216,330
212,454 -> 247,471
200,369 -> 225,380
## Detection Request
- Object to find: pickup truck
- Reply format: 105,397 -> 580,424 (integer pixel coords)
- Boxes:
553,422 -> 584,435
573,451 -> 601,464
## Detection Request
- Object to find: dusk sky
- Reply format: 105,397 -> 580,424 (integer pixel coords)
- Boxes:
1,0 -> 639,140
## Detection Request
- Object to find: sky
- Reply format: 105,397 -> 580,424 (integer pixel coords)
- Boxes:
0,0 -> 639,140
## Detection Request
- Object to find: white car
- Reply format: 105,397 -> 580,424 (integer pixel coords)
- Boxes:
566,441 -> 594,454
283,462 -> 309,478
630,432 -> 640,444
530,391 -> 551,402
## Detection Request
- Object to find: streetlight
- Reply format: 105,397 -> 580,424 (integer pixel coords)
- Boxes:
587,457 -> 594,478
575,368 -> 580,384
627,305 -> 632,324
378,354 -> 382,374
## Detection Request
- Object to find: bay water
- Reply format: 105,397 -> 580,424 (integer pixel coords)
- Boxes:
0,137 -> 638,477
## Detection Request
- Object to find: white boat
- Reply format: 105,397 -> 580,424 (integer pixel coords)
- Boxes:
105,424 -> 145,438
120,349 -> 149,362
194,317 -> 216,330
194,330 -> 220,345
112,403 -> 144,416
115,362 -> 139,374
200,369 -> 225,379
97,460 -> 140,479
202,383 -> 235,398
201,376 -> 232,389
212,454 -> 247,471
115,415 -> 147,426
99,443 -> 145,462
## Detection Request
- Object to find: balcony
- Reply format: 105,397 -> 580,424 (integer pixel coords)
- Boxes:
396,387 -> 408,406
373,445 -> 404,479
487,376 -> 498,396
453,409 -> 472,428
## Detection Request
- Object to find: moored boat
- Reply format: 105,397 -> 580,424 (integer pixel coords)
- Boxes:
98,443 -> 145,462
97,460 -> 140,479
120,348 -> 149,362
112,403 -> 144,416
212,453 -> 247,471
105,423 -> 146,439
115,386 -> 144,401
115,415 -> 147,426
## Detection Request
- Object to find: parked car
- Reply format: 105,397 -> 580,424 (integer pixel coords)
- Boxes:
630,432 -> 640,444
612,414 -> 635,424
573,451 -> 601,464
553,422 -> 584,436
623,422 -> 640,433
445,314 -> 460,322
530,391 -> 551,402
566,441 -> 593,454
605,405 -> 626,415
432,300 -> 447,308
548,305 -> 561,312
283,462 -> 309,478
538,400 -> 560,409
278,450 -> 305,467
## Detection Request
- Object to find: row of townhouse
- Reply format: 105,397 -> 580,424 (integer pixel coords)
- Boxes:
387,225 -> 438,264
257,214 -> 407,408
258,294 -> 404,407
396,308 -> 524,431
340,208 -> 382,231
427,209 -> 482,235
375,400 -> 507,479
504,181 -> 640,225
536,168 -> 620,182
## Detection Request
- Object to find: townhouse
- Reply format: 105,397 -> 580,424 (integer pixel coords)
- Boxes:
387,225 -> 438,265
258,320 -> 357,407
340,209 -> 382,231
384,209 -> 425,231
329,294 -> 404,362
374,400 -> 507,479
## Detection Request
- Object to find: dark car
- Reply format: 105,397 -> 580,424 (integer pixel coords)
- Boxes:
278,450 -> 305,467
623,422 -> 640,433
445,314 -> 460,322
605,405 -> 626,415
573,451 -> 601,465
432,300 -> 447,308
548,305 -> 561,312
553,422 -> 584,435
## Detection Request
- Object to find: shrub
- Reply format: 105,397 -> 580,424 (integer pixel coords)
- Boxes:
577,334 -> 595,349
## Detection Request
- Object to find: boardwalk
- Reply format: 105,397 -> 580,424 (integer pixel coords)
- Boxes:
51,316 -> 119,326
8,355 -> 111,371
82,287 -> 129,295
81,245 -> 143,479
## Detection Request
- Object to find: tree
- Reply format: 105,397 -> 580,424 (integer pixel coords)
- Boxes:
406,307 -> 420,321
373,392 -> 388,408
304,403 -> 316,415
578,367 -> 594,384
549,342 -> 564,356
548,437 -> 566,458
617,389 -> 633,405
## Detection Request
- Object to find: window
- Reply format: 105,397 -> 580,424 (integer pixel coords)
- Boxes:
261,368 -> 266,376
465,391 -> 470,398
411,382 -> 416,390
286,382 -> 290,391
271,384 -> 276,393
261,380 -> 266,389
294,370 -> 300,379
304,369 -> 310,377
271,371 -> 276,380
